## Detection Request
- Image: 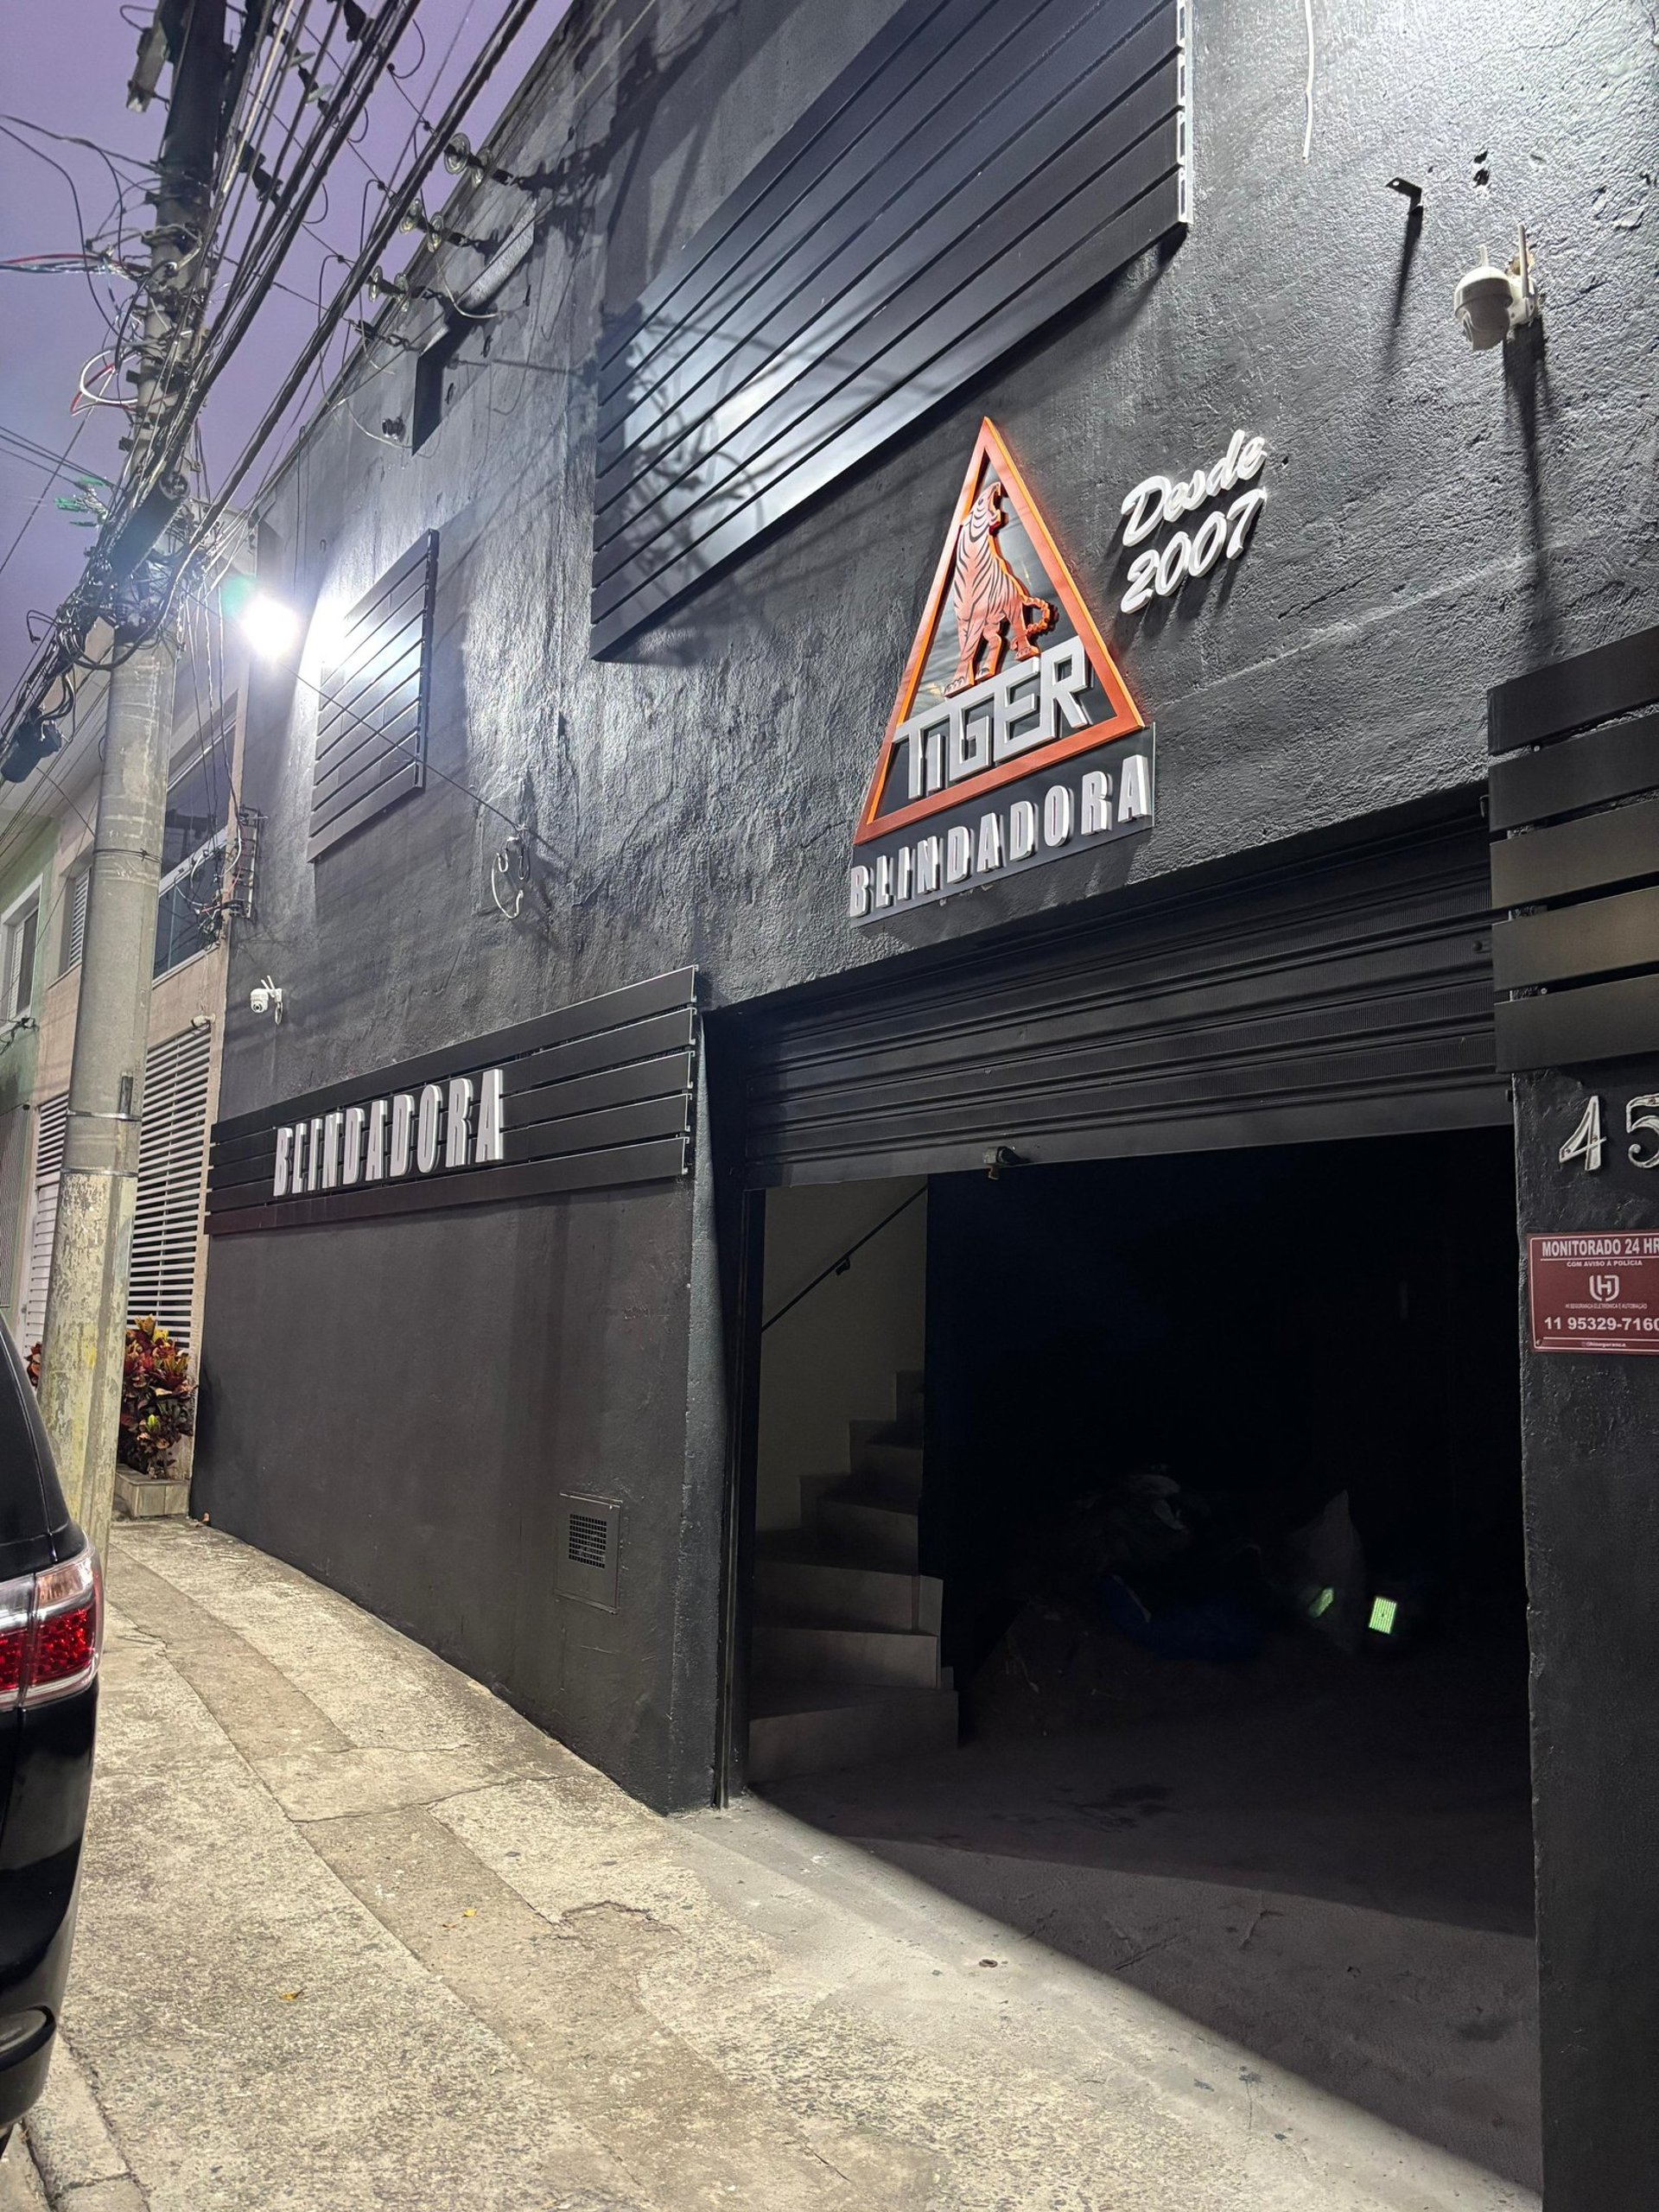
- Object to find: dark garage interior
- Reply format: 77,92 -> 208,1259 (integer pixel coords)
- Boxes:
749,1129 -> 1541,2189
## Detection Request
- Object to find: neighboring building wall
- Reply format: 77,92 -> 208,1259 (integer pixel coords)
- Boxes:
0,818 -> 58,1334
28,626 -> 247,1361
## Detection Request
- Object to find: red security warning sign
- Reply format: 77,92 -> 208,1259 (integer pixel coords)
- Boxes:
1529,1232 -> 1659,1354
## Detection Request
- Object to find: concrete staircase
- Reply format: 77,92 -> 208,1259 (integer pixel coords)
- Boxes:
748,1370 -> 959,1783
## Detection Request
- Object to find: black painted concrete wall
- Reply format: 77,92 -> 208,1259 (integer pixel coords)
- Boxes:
1514,1063 -> 1659,2208
197,0 -> 1659,2178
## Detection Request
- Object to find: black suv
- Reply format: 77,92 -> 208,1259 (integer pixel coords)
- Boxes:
0,1320 -> 101,2145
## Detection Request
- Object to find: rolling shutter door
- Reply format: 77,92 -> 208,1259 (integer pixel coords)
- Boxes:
741,810 -> 1506,1186
129,1023 -> 213,1348
20,1093 -> 68,1349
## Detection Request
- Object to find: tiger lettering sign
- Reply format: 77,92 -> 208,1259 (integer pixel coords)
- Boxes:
849,418 -> 1154,924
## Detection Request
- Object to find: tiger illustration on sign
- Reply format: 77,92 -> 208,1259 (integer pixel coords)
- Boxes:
943,479 -> 1056,696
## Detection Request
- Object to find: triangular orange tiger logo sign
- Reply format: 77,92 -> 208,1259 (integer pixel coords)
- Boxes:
849,418 -> 1154,924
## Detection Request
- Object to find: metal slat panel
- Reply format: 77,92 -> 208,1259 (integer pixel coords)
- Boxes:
308,532 -> 436,863
1488,708 -> 1659,831
739,816 -> 1500,1186
594,106 -> 1178,613
1492,883 -> 1659,994
1495,974 -> 1659,1073
598,0 -> 1019,423
501,1090 -> 690,1161
594,0 -> 1168,505
308,762 -> 424,861
1490,623 -> 1659,753
207,1137 -> 690,1236
592,174 -> 1178,652
503,1052 -> 693,1124
501,1007 -> 697,1096
598,0 -> 969,378
213,968 -> 696,1142
1491,797 -> 1659,907
594,0 -> 1186,652
206,971 -> 697,1232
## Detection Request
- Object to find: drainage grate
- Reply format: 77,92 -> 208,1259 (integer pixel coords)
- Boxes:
568,1513 -> 609,1569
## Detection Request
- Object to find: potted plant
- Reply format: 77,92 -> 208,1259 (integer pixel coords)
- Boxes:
28,1318 -> 196,1519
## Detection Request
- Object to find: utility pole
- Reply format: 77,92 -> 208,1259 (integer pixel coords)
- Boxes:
36,1 -> 231,1557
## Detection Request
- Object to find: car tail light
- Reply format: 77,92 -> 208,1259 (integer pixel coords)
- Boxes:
0,1548 -> 103,1710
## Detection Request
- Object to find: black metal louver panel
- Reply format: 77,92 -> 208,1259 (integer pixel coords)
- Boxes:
308,531 -> 437,861
739,817 -> 1503,1186
204,969 -> 697,1234
1487,623 -> 1659,1071
592,0 -> 1190,655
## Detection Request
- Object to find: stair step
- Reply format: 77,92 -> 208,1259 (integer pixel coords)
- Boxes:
753,1622 -> 940,1690
814,1497 -> 918,1571
747,1684 -> 959,1783
754,1557 -> 942,1634
850,1440 -> 923,1492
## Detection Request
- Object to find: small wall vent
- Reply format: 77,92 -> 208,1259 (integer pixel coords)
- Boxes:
556,1493 -> 622,1611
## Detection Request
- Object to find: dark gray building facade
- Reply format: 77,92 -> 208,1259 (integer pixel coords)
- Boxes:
196,1 -> 1659,2200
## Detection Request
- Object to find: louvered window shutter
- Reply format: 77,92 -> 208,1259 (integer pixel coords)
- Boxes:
21,1093 -> 68,1349
309,532 -> 438,860
0,1105 -> 28,1325
64,870 -> 90,973
128,1024 -> 213,1348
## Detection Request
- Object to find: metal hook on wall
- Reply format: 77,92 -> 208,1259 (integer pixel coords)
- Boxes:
491,836 -> 528,919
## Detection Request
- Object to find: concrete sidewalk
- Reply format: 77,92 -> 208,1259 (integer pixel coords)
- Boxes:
5,1522 -> 1540,2211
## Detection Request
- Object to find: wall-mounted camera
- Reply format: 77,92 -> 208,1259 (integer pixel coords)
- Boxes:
249,976 -> 283,1025
1455,226 -> 1542,351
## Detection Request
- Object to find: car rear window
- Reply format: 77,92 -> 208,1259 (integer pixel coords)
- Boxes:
0,1321 -> 74,1573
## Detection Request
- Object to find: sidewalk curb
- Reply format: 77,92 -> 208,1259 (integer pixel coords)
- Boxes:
20,2039 -> 146,2210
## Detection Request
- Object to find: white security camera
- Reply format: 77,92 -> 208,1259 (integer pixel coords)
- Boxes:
249,976 -> 283,1024
1455,227 -> 1542,352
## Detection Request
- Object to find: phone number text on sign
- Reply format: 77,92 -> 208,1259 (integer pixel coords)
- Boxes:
1529,1233 -> 1659,1354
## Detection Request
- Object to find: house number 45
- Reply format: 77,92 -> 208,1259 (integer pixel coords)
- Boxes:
1560,1093 -> 1659,1172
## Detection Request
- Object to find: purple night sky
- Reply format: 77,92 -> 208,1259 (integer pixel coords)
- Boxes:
0,1 -> 568,705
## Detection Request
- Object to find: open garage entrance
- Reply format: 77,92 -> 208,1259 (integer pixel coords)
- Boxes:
742,1128 -> 1538,2187
728,809 -> 1537,2186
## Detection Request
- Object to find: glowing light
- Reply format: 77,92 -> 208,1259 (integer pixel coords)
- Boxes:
236,590 -> 302,659
1309,1586 -> 1335,1620
1368,1595 -> 1398,1636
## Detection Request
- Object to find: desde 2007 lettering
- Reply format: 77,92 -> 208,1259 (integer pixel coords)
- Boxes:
1117,429 -> 1268,614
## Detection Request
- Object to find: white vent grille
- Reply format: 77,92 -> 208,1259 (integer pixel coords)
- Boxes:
63,869 -> 89,974
128,1024 -> 213,1348
20,1092 -> 68,1351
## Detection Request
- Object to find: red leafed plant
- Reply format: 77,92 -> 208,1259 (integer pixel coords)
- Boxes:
27,1318 -> 195,1476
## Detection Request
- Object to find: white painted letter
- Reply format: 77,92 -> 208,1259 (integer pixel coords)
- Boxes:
389,1093 -> 416,1177
945,824 -> 973,883
976,812 -> 1005,873
1043,785 -> 1074,848
273,1126 -> 292,1198
1121,474 -> 1173,546
342,1105 -> 366,1185
1117,753 -> 1154,825
365,1097 -> 388,1182
849,865 -> 872,918
476,1069 -> 506,1164
1008,800 -> 1038,861
416,1083 -> 443,1174
445,1077 -> 475,1169
1080,770 -> 1113,836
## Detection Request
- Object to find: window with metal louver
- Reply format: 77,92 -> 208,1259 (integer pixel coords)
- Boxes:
126,1023 -> 213,1350
20,1093 -> 68,1351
